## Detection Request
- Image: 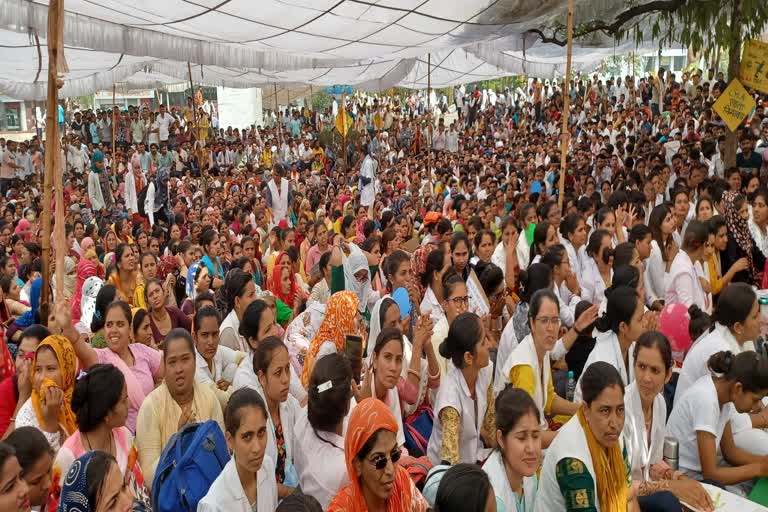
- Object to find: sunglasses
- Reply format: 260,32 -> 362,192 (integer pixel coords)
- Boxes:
369,448 -> 402,470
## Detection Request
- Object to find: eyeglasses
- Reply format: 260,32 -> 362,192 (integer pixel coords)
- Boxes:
446,296 -> 469,307
535,316 -> 561,327
369,448 -> 402,470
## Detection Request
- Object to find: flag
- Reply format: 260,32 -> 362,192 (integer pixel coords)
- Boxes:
335,108 -> 353,137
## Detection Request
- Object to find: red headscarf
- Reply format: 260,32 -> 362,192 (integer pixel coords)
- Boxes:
269,251 -> 297,306
327,398 -> 428,512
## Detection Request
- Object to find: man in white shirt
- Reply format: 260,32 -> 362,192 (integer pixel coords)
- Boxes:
359,144 -> 377,207
265,163 -> 294,227
156,104 -> 173,144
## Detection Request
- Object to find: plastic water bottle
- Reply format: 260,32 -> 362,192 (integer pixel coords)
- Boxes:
566,370 -> 576,401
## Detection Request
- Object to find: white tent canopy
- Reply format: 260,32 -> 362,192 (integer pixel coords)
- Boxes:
0,0 -> 670,99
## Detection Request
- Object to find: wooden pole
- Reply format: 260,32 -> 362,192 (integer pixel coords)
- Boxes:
427,53 -> 433,192
557,0 -> 574,211
111,84 -> 116,164
274,83 -> 281,161
341,86 -> 347,168
41,0 -> 65,319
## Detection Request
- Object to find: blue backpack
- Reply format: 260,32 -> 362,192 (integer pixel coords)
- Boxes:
151,420 -> 230,512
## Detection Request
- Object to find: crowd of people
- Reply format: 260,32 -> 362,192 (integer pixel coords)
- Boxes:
1,65 -> 768,512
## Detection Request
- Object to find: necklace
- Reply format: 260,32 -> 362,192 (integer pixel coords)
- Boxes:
83,431 -> 115,458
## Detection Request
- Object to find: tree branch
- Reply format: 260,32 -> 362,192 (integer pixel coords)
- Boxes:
527,28 -> 567,47
528,0 -> 690,46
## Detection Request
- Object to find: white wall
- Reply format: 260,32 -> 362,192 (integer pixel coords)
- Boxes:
216,87 -> 263,130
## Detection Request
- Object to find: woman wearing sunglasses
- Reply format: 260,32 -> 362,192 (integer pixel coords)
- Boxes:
327,398 -> 428,512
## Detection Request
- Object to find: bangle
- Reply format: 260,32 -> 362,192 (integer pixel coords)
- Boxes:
9,417 -> 15,423
407,368 -> 421,381
427,366 -> 441,381
573,325 -> 583,336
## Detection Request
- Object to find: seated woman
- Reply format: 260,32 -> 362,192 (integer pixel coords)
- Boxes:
300,291 -> 364,388
367,327 -> 408,448
433,463 -> 497,512
0,441 -> 32,512
0,325 -> 50,438
427,312 -> 495,466
194,306 -> 245,409
482,387 -> 541,512
667,351 -> 768,494
107,244 -> 144,308
499,289 -> 579,447
144,278 -> 191,346
130,308 -> 154,347
666,220 -> 710,312
56,450 -> 134,512
136,328 -> 224,488
575,286 -> 646,401
675,283 -> 759,401
198,388 -> 278,512
368,296 -> 440,423
14,335 -> 77,452
232,300 -> 305,404
254,337 -> 301,498
327,397 -> 428,512
219,269 -> 258,353
292,353 -> 354,510
538,362 -> 640,511
48,364 -> 150,510
70,300 -> 163,434
4,427 -> 53,512
624,332 -> 713,511
706,216 -> 748,300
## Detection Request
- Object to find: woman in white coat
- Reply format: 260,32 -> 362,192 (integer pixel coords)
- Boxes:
665,220 -> 709,312
580,229 -> 614,306
482,387 -> 541,512
645,204 -> 678,303
575,285 -> 645,402
198,388 -> 278,512
624,331 -> 713,510
292,353 -> 354,510
253,337 -> 301,499
672,283 -> 768,455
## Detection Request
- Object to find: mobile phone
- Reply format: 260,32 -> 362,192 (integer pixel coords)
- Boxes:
345,334 -> 364,384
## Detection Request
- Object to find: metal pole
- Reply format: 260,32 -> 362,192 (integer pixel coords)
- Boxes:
274,83 -> 281,158
557,0 -> 574,211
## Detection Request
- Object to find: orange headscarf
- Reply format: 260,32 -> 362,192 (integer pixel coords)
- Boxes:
300,291 -> 359,388
327,398 -> 428,512
31,335 -> 78,436
270,252 -> 297,306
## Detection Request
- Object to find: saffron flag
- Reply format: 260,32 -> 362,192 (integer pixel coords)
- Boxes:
335,108 -> 353,137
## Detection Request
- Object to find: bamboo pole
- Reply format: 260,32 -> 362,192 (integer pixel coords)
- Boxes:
557,0 -> 574,211
427,53 -> 432,192
274,83 -> 281,161
111,84 -> 116,161
41,0 -> 65,319
341,86 -> 347,168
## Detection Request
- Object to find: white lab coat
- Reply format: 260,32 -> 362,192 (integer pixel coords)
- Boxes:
482,450 -> 537,512
498,334 -> 551,429
427,365 -> 493,465
291,409 -> 349,510
665,250 -> 708,312
124,171 -> 141,215
575,330 -> 635,402
623,381 -> 666,482
197,456 -> 277,512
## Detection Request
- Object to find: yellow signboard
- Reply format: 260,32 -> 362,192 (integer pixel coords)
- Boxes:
713,79 -> 756,133
740,40 -> 768,94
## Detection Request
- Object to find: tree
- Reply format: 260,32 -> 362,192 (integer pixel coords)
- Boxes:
527,0 -> 768,167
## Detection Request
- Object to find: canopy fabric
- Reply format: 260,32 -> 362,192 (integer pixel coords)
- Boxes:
0,0 -> 672,99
